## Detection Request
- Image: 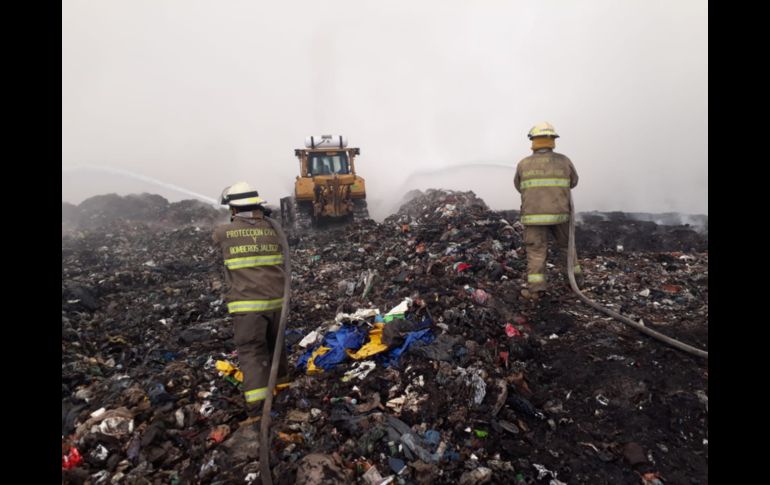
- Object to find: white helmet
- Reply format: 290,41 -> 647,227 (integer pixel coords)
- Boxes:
220,182 -> 266,207
527,122 -> 559,140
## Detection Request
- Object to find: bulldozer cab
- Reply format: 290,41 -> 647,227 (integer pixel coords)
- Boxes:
307,151 -> 350,176
282,137 -> 367,231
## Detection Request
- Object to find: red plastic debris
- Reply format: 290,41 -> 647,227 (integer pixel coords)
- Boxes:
455,262 -> 472,272
208,424 -> 231,444
499,351 -> 509,368
505,323 -> 522,338
62,447 -> 83,470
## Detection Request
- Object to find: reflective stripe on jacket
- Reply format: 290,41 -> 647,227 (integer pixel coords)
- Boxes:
514,150 -> 578,225
212,213 -> 285,311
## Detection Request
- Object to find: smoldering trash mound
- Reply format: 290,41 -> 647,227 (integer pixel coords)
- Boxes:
62,189 -> 708,485
62,193 -> 229,231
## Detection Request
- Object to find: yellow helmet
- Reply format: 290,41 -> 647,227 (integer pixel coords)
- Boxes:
527,122 -> 559,140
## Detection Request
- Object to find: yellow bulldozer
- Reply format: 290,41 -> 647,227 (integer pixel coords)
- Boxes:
280,135 -> 368,230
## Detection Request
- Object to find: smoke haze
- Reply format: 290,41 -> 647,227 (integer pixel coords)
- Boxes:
63,0 -> 707,219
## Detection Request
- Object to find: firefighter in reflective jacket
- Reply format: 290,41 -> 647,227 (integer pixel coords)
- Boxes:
514,122 -> 582,300
212,182 -> 288,422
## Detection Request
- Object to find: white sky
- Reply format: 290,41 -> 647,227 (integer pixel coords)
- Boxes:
63,0 -> 707,218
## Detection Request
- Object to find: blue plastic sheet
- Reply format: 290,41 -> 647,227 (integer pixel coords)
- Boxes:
296,325 -> 368,371
297,345 -> 318,369
380,328 -> 434,367
314,326 -> 367,369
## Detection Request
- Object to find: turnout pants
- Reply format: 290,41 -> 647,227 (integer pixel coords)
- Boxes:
232,309 -> 289,409
524,223 -> 581,292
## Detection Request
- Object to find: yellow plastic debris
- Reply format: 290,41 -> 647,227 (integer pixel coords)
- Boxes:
346,323 -> 389,359
215,360 -> 244,382
273,382 -> 291,396
306,347 -> 331,374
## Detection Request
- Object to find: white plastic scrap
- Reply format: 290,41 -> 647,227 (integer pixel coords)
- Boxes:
92,444 -> 109,461
388,391 -> 427,414
245,472 -> 259,484
99,416 -> 134,437
533,463 -> 563,482
342,361 -> 377,382
595,395 -> 610,406
175,409 -> 185,428
90,407 -> 107,419
639,289 -> 651,297
335,308 -> 381,323
298,330 -> 321,348
199,401 -> 215,417
386,396 -> 406,413
385,298 -> 412,317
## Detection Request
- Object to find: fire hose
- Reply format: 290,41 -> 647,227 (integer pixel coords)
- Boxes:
259,217 -> 292,485
566,194 -> 708,359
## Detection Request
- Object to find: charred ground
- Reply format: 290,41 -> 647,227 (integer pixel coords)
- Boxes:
62,191 -> 707,484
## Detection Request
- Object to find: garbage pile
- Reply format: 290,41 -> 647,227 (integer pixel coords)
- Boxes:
497,210 -> 707,254
62,189 -> 708,484
62,193 -> 228,232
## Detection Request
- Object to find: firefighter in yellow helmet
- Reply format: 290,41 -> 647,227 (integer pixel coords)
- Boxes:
514,123 -> 583,300
212,182 -> 289,424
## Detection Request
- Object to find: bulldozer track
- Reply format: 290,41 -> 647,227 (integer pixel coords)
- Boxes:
280,197 -> 313,232
352,199 -> 369,222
